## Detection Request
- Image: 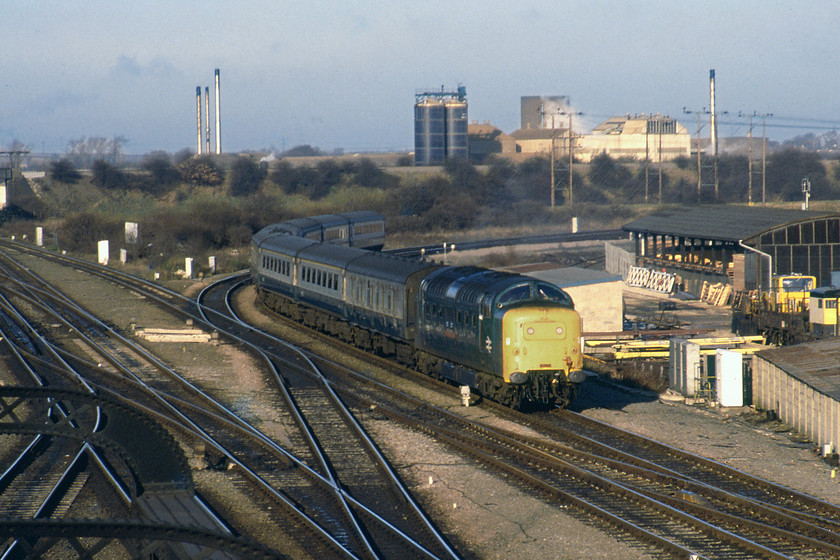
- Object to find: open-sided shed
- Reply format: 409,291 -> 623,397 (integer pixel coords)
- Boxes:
623,205 -> 840,293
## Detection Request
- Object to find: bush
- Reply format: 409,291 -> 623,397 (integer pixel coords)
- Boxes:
228,156 -> 266,196
178,156 -> 223,186
91,160 -> 126,189
58,212 -> 122,252
49,159 -> 81,184
142,151 -> 180,187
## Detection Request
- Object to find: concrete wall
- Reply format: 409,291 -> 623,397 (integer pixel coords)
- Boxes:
521,267 -> 623,333
563,280 -> 623,333
605,240 -> 635,280
753,355 -> 840,453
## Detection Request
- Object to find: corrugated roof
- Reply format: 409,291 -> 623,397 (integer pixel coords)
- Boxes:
756,338 -> 840,399
622,205 -> 838,242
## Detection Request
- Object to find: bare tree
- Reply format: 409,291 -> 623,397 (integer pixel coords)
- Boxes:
65,136 -> 127,167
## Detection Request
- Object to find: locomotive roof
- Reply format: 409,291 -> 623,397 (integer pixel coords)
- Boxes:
423,266 -> 529,302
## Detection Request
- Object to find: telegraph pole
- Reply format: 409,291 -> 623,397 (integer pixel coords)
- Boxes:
559,111 -> 582,206
644,116 -> 649,204
550,112 -> 557,207
747,113 -> 753,205
539,103 -> 560,208
683,108 -> 707,201
760,113 -> 772,204
658,118 -> 663,204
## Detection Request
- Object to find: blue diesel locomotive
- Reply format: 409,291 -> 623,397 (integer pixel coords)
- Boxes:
251,219 -> 584,409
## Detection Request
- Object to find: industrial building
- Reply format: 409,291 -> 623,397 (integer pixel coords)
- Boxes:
520,96 -> 571,130
576,114 -> 691,163
414,86 -> 468,166
509,127 -> 572,158
477,114 -> 688,164
752,339 -> 840,459
466,123 -> 517,163
622,205 -> 840,294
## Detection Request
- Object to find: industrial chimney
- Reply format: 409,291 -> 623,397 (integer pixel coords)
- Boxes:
196,87 -> 202,154
205,86 -> 211,155
214,69 -> 221,154
709,69 -> 717,158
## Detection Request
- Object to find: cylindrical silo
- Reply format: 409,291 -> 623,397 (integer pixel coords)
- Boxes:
414,100 -> 446,166
445,99 -> 468,160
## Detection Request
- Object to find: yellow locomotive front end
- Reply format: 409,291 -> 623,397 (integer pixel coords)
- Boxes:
501,306 -> 584,386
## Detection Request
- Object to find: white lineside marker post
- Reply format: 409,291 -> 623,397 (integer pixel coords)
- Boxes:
97,240 -> 109,265
460,385 -> 471,406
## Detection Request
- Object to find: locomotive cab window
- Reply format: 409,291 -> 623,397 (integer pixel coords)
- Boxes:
536,283 -> 573,305
497,284 -> 531,307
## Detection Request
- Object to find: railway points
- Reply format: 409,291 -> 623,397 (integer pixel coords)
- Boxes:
2,237 -> 840,559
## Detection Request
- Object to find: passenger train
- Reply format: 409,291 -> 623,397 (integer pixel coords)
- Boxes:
251,213 -> 584,409
257,210 -> 385,250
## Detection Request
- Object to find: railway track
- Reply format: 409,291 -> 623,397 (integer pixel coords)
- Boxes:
5,240 -> 840,558
0,252 -> 284,558
213,275 -> 840,559
0,241 -> 458,560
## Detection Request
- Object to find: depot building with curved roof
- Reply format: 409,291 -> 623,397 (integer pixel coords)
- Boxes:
622,205 -> 840,293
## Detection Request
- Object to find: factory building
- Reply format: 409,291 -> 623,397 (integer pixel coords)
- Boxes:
414,86 -> 468,166
498,114 -> 688,164
467,123 -> 517,163
623,205 -> 840,294
577,115 -> 691,162
520,96 -> 571,130
509,128 -> 572,158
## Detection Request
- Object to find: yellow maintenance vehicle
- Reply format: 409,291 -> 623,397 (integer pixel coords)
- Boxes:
731,274 -> 816,345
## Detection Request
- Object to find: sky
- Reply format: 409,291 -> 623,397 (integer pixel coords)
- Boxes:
3,1 -> 840,155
